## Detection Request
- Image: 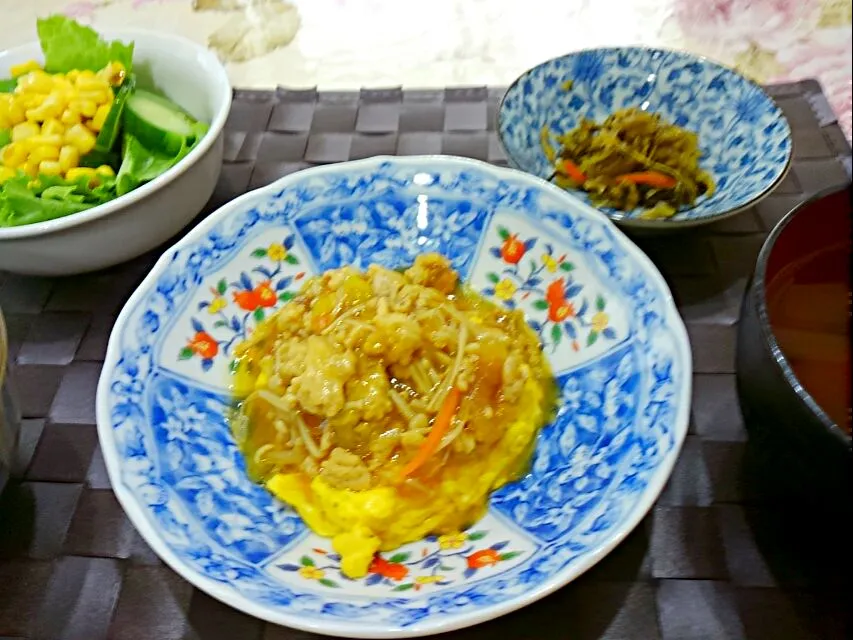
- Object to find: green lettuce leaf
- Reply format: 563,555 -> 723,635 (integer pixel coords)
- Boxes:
0,177 -> 94,227
0,171 -> 118,227
115,132 -> 199,196
0,129 -> 11,147
0,78 -> 16,93
36,15 -> 134,74
41,185 -> 85,202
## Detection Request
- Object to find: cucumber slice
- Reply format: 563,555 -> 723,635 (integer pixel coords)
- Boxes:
123,89 -> 200,156
95,74 -> 135,152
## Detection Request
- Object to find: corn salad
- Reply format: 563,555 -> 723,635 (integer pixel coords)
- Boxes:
0,60 -> 125,184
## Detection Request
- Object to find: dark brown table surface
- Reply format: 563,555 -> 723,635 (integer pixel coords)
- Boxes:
1,80 -> 851,640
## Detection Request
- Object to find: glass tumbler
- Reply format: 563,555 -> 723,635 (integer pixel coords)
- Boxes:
1,306 -> 20,490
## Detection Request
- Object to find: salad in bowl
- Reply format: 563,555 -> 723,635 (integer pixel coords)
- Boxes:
0,16 -> 210,228
0,17 -> 230,275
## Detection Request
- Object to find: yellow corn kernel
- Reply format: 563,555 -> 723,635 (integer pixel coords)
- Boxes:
66,70 -> 80,83
45,91 -> 67,116
11,121 -> 40,142
0,166 -> 17,184
95,164 -> 115,177
6,99 -> 25,126
58,145 -> 80,173
28,145 -> 60,165
0,93 -> 13,116
60,108 -> 82,127
69,99 -> 98,119
38,160 -> 63,176
41,118 -> 65,137
25,93 -> 66,123
52,76 -> 75,94
23,161 -> 40,177
0,166 -> 16,183
65,123 -> 97,154
74,75 -> 110,93
16,71 -> 54,94
1,142 -> 28,168
90,103 -> 111,132
77,70 -> 97,84
10,60 -> 41,77
24,134 -> 64,148
65,166 -> 99,185
97,61 -> 127,86
76,90 -> 112,106
20,93 -> 48,111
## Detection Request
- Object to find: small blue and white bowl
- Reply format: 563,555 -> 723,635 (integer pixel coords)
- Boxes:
498,47 -> 793,229
97,156 -> 691,638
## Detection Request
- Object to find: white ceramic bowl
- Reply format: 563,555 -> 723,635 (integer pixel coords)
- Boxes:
0,29 -> 231,276
497,48 -> 792,229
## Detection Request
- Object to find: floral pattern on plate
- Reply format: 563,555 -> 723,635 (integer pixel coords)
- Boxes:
99,157 -> 690,636
469,214 -> 626,372
267,514 -> 535,594
165,231 -> 312,383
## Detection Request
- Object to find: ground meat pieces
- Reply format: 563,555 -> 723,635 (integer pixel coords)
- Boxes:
320,447 -> 371,490
274,340 -> 308,385
501,351 -> 530,404
232,254 -> 555,494
345,364 -> 392,421
374,312 -> 422,365
404,253 -> 458,294
455,353 -> 479,393
368,265 -> 406,298
289,336 -> 356,417
391,284 -> 421,313
368,428 -> 401,469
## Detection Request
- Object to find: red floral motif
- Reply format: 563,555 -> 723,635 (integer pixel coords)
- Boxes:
466,549 -> 501,569
485,225 -> 618,353
545,278 -> 576,322
282,530 -> 524,591
545,279 -> 565,306
500,234 -> 527,264
254,281 -> 278,308
180,235 -> 303,369
548,301 -> 576,323
188,331 -> 218,359
233,289 -> 261,311
368,556 -> 409,582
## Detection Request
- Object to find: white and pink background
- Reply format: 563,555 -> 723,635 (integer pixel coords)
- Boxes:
2,0 -> 850,139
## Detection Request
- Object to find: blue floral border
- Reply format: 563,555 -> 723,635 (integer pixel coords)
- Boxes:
101,158 -> 689,630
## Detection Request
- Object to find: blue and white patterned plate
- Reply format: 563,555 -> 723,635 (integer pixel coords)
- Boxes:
497,48 -> 793,228
97,156 -> 691,638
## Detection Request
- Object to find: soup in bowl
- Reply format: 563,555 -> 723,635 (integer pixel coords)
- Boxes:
736,186 -> 851,495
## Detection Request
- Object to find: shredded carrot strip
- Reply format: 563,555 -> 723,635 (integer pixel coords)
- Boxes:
556,159 -> 587,183
615,171 -> 677,188
400,387 -> 461,478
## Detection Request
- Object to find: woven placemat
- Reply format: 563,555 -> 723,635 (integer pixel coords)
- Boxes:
0,80 -> 851,640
